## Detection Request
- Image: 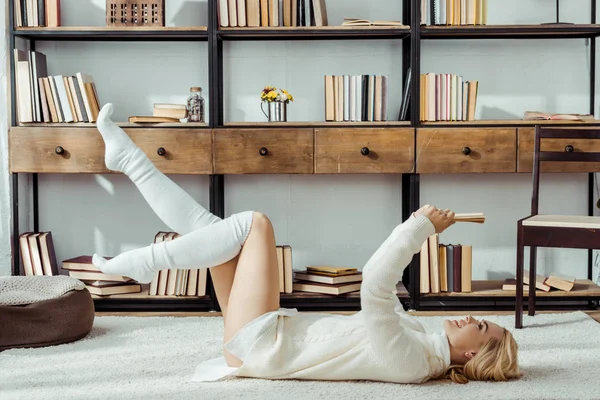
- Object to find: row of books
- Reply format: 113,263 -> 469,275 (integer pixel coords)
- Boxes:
19,232 -> 59,276
293,266 -> 362,295
14,49 -> 101,124
420,73 -> 479,122
218,0 -> 328,28
14,0 -> 60,27
148,232 -> 207,296
420,234 -> 473,294
324,75 -> 389,123
502,271 -> 576,292
421,0 -> 488,26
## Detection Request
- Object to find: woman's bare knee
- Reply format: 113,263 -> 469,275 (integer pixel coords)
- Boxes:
251,211 -> 274,233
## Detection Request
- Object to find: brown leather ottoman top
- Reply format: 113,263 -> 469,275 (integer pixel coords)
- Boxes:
0,275 -> 95,351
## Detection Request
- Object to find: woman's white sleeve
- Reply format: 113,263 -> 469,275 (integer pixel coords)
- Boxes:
360,215 -> 435,370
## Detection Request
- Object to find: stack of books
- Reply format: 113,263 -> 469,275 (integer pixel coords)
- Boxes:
293,266 -> 362,295
61,256 -> 142,297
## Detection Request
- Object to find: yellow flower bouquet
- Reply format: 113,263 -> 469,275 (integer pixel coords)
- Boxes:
261,86 -> 294,104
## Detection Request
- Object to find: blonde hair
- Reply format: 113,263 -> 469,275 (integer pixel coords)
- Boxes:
445,328 -> 520,384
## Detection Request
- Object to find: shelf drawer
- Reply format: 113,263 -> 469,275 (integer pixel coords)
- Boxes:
213,128 -> 314,174
314,128 -> 414,174
517,128 -> 600,173
9,127 -> 213,174
416,128 -> 517,173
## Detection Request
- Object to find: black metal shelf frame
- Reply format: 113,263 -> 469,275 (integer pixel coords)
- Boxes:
7,0 -> 600,312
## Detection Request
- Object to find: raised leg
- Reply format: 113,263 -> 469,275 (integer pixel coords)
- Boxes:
528,246 -> 538,317
96,103 -> 221,235
515,224 -> 525,329
96,103 -> 241,310
93,211 -> 253,284
222,212 -> 280,367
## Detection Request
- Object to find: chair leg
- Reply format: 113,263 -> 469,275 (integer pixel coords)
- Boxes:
515,230 -> 525,329
528,246 -> 537,317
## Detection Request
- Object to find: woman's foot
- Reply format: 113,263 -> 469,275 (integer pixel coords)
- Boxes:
96,103 -> 146,174
92,247 -> 158,284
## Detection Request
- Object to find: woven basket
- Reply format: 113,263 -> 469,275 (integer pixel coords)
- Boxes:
106,0 -> 165,27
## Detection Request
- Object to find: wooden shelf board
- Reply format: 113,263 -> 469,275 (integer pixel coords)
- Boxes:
222,121 -> 411,127
420,119 -> 600,126
220,25 -> 409,31
16,122 -> 209,128
14,26 -> 208,31
421,24 -> 600,39
12,26 -> 208,40
422,279 -> 600,297
218,25 -> 410,40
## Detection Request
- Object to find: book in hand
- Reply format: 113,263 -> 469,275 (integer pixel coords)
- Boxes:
452,213 -> 485,224
341,18 -> 404,26
523,111 -> 594,121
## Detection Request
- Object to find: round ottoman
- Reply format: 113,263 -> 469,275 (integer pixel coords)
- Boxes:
0,275 -> 95,351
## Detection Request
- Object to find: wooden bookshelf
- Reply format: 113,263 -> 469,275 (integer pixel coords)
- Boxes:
12,26 -> 208,40
9,0 -> 600,314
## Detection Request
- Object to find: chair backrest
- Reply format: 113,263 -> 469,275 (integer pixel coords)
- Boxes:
531,126 -> 600,215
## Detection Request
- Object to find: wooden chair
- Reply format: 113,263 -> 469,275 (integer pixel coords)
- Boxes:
515,125 -> 600,329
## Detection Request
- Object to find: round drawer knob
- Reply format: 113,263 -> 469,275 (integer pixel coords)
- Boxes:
259,147 -> 269,156
361,147 -> 370,156
461,146 -> 471,155
157,147 -> 166,156
565,145 -> 574,153
55,146 -> 64,155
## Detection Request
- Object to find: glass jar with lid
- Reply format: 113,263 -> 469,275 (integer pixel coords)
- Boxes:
186,87 -> 205,123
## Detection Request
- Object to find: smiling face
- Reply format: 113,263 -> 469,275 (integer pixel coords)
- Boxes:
443,315 -> 505,364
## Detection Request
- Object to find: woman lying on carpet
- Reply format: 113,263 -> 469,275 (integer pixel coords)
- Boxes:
92,103 -> 520,385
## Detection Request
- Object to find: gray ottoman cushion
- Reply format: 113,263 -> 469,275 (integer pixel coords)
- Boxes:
0,276 -> 95,351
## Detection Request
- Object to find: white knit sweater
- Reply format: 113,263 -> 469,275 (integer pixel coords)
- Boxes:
192,215 -> 451,384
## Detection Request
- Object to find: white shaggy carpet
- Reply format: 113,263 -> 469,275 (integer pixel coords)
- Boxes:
1,311 -> 599,400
